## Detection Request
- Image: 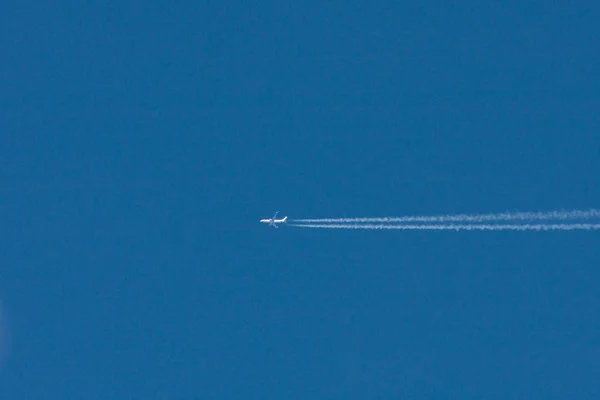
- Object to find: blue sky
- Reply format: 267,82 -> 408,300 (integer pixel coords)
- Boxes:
2,1 -> 599,398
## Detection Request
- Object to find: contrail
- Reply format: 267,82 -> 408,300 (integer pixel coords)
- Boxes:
289,223 -> 600,231
292,209 -> 600,224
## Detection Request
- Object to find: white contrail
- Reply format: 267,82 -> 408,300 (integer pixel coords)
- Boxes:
292,209 -> 600,224
289,223 -> 600,231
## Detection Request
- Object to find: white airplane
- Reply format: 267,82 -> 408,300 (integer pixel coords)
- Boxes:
260,212 -> 288,228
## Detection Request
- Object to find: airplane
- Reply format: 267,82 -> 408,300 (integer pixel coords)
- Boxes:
260,212 -> 288,228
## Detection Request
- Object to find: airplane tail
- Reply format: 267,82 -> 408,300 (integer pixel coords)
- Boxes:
283,216 -> 288,223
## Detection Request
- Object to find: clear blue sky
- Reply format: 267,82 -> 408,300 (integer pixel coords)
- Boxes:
2,2 -> 599,398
